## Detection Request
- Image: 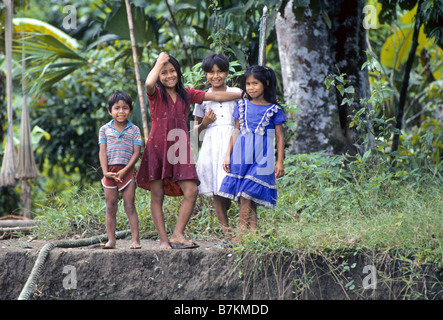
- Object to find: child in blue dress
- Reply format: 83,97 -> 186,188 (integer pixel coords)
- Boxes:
219,65 -> 286,241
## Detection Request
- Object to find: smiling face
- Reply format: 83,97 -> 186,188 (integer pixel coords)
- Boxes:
245,75 -> 265,101
159,62 -> 178,89
109,99 -> 131,124
206,64 -> 228,90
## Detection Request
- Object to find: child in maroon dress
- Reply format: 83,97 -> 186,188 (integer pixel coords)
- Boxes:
136,52 -> 242,249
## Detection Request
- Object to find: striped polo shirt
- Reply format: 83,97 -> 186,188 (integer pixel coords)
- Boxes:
99,120 -> 142,166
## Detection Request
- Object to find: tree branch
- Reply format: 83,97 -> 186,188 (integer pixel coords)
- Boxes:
163,0 -> 193,65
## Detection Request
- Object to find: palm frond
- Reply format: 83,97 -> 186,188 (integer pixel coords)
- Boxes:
13,17 -> 80,50
13,32 -> 87,95
14,33 -> 86,61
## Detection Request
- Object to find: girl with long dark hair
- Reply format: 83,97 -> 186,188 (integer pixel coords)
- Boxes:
136,52 -> 241,249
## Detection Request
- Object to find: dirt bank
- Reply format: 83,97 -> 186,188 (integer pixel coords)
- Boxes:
1,237 -> 442,300
1,238 -> 293,300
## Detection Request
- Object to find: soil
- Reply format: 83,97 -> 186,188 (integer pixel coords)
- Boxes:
1,236 -> 442,300
0,237 -> 295,300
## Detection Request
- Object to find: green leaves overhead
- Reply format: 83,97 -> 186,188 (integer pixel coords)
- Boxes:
8,17 -> 87,94
14,32 -> 87,94
103,2 -> 151,43
378,0 -> 443,48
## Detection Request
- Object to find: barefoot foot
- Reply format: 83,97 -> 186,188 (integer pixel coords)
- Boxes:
129,241 -> 141,249
100,240 -> 116,249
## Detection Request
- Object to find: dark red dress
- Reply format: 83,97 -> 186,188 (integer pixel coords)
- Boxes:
136,86 -> 205,196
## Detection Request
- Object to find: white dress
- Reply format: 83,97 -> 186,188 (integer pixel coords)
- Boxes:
193,86 -> 242,196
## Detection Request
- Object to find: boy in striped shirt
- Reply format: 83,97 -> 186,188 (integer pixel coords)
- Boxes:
99,90 -> 142,249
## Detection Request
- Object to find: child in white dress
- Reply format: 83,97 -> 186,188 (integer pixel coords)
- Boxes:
193,53 -> 241,240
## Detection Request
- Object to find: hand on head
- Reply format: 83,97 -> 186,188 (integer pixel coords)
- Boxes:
157,52 -> 170,65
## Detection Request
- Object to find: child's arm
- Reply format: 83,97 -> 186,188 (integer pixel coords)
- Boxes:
194,109 -> 216,135
115,145 -> 141,181
275,124 -> 285,178
99,143 -> 119,181
145,52 -> 170,95
203,91 -> 242,102
223,119 -> 240,173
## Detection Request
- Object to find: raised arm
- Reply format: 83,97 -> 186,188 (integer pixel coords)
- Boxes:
145,52 -> 170,95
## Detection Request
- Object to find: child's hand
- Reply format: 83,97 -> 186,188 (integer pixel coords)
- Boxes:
202,109 -> 216,127
115,169 -> 127,183
157,52 -> 170,66
105,172 -> 122,183
275,162 -> 285,178
223,154 -> 231,173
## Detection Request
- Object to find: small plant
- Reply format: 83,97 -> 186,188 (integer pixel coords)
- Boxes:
324,72 -> 355,106
325,63 -> 395,159
325,53 -> 442,178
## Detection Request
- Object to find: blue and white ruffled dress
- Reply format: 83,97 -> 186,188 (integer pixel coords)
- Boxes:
219,99 -> 286,209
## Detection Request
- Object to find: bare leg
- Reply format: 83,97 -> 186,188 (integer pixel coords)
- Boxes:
213,195 -> 232,239
169,180 -> 198,246
121,180 -> 141,249
247,200 -> 257,233
150,180 -> 172,249
232,196 -> 257,243
102,187 -> 118,249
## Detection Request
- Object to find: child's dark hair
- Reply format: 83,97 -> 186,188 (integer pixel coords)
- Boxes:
241,65 -> 279,105
153,54 -> 189,106
201,53 -> 230,73
108,90 -> 133,112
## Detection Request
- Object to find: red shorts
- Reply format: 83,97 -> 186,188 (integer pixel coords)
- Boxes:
101,165 -> 135,191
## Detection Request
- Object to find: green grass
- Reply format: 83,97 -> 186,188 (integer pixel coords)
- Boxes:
245,153 -> 443,266
32,152 -> 443,268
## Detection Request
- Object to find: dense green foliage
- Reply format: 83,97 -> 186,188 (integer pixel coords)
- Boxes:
0,0 -> 441,300
1,0 -> 442,271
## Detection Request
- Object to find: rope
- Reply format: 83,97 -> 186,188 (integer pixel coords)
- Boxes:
18,229 -> 131,300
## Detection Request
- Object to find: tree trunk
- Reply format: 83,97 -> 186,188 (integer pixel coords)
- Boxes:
276,0 -> 370,155
0,0 -> 17,187
258,6 -> 269,66
21,179 -> 31,218
125,0 -> 149,141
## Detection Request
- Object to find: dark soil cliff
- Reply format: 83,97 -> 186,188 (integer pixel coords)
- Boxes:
1,238 -> 441,300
